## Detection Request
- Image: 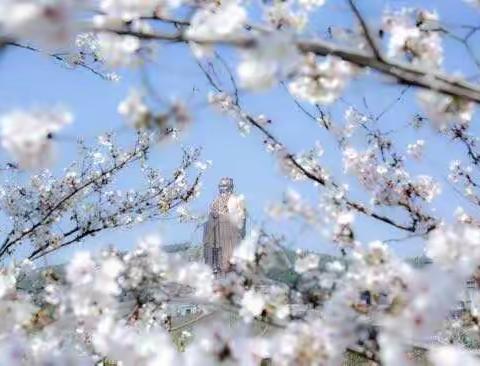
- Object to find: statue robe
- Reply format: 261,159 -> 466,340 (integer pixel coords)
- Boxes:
203,194 -> 246,273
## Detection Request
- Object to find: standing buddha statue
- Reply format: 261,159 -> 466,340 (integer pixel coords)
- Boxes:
203,177 -> 246,275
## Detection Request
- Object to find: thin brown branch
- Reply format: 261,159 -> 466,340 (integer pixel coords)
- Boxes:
347,0 -> 383,60
242,111 -> 427,233
0,144 -> 149,259
6,42 -> 110,80
194,55 -> 436,233
100,27 -> 480,103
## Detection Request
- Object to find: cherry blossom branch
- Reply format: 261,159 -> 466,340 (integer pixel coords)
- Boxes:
6,42 -> 112,80
243,110 -> 434,233
451,125 -> 480,167
197,55 -> 436,233
28,174 -> 201,261
347,0 -> 383,60
101,27 -> 480,103
0,145 -> 147,258
0,136 -> 202,260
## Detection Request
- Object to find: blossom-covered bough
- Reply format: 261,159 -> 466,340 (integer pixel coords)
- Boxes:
0,131 -> 202,262
4,0 -> 480,365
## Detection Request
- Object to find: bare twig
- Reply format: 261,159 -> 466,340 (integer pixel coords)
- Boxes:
6,42 -> 111,80
347,0 -> 383,60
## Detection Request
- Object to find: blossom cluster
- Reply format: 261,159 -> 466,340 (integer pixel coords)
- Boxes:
0,107 -> 73,169
1,217 -> 480,365
0,133 -> 204,261
343,146 -> 440,206
289,54 -> 354,105
382,8 -> 443,68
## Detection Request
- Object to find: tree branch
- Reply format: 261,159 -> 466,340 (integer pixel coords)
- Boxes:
347,0 -> 383,60
101,27 -> 480,103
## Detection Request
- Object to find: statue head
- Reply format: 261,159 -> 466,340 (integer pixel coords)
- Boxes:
218,177 -> 234,195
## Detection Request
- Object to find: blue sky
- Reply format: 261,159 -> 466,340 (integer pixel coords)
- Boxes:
0,0 -> 479,263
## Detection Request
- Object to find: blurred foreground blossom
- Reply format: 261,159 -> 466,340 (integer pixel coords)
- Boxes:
0,107 -> 72,169
429,346 -> 480,366
0,0 -> 80,48
97,33 -> 142,68
294,252 -> 319,273
187,0 -> 246,40
418,90 -> 475,129
238,32 -> 300,90
100,0 -> 180,21
289,55 -> 354,105
426,225 -> 480,277
383,8 -> 443,68
118,88 -> 150,128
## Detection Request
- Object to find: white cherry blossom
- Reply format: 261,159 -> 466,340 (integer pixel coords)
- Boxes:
406,139 -> 425,160
238,32 -> 300,90
429,346 -> 480,366
118,89 -> 150,128
187,1 -> 246,40
294,252 -> 319,273
418,90 -> 475,129
383,8 -> 443,68
426,225 -> 480,277
240,289 -> 266,319
289,54 -> 354,104
0,0 -> 80,48
100,0 -> 179,21
97,32 -> 141,68
0,107 -> 72,169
